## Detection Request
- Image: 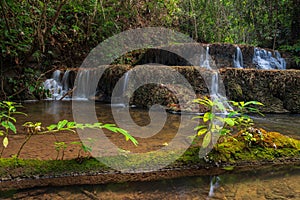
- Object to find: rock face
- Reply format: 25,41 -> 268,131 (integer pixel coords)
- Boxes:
128,66 -> 300,113
221,68 -> 300,113
132,43 -> 295,69
48,44 -> 299,112
67,65 -> 300,113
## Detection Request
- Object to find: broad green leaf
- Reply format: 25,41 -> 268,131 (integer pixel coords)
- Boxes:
47,124 -> 57,131
3,137 -> 8,148
1,121 -> 9,129
202,132 -> 211,148
228,111 -> 239,117
224,118 -> 235,126
239,101 -> 245,107
197,128 -> 207,136
67,121 -> 76,128
57,120 -> 68,129
203,112 -> 210,122
7,121 -> 16,133
194,125 -> 206,131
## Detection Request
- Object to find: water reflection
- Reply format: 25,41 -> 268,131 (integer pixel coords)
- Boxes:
19,101 -> 300,140
3,167 -> 299,199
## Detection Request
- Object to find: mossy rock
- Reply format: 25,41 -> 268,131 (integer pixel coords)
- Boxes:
208,128 -> 300,163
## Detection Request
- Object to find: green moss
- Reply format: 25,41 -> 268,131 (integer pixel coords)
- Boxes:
0,130 -> 299,180
0,158 -> 108,178
207,129 -> 300,163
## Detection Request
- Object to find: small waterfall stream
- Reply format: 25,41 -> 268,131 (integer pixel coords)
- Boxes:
252,47 -> 286,69
232,46 -> 286,69
233,46 -> 244,68
43,70 -> 64,100
200,46 -> 211,69
43,45 -> 287,101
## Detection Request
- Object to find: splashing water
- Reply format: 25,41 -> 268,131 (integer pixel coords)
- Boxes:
233,46 -> 244,68
252,47 -> 286,70
43,70 -> 72,100
200,46 -> 212,70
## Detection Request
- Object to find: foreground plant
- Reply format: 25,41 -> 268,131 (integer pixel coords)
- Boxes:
193,97 -> 264,148
0,101 -> 138,158
20,120 -> 138,158
0,101 -> 26,157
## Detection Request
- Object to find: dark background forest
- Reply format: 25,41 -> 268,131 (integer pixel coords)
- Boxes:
0,0 -> 299,100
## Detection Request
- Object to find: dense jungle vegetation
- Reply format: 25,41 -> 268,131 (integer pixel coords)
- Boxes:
0,0 -> 299,100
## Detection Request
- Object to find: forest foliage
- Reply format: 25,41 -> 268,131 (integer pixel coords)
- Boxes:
0,0 -> 299,99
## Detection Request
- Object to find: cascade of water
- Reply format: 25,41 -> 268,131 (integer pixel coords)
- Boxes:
43,70 -> 63,100
43,69 -> 73,100
253,47 -> 286,70
210,72 -> 233,113
111,70 -> 131,107
52,70 -> 61,82
233,46 -> 244,68
73,69 -> 103,100
61,70 -> 70,91
200,46 -> 212,70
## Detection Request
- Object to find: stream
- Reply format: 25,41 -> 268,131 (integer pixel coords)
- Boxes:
3,100 -> 300,199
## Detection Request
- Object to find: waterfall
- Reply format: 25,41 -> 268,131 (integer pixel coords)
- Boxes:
200,46 -> 212,70
44,67 -> 131,102
253,47 -> 286,70
233,46 -> 244,68
199,48 -> 233,115
43,69 -> 72,100
61,70 -> 70,91
111,70 -> 131,107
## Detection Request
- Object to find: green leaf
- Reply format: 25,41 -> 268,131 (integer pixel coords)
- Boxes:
203,112 -> 210,122
29,85 -> 35,93
244,101 -> 264,106
1,121 -> 9,129
0,130 -> 4,136
67,121 -> 76,128
7,121 -> 16,133
197,128 -> 207,136
202,132 -> 211,148
194,125 -> 207,131
47,124 -> 57,131
3,137 -> 8,148
224,118 -> 235,126
57,120 -> 68,129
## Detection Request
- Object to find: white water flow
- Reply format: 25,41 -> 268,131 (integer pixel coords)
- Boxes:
199,46 -> 233,113
233,46 -> 244,68
44,67 -> 132,102
200,46 -> 212,69
43,70 -> 64,100
232,46 -> 286,70
111,70 -> 131,107
252,47 -> 286,69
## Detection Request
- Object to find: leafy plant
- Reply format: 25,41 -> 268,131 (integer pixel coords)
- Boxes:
193,97 -> 264,149
19,119 -> 138,158
54,141 -> 67,160
0,101 -> 26,157
228,101 -> 264,131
